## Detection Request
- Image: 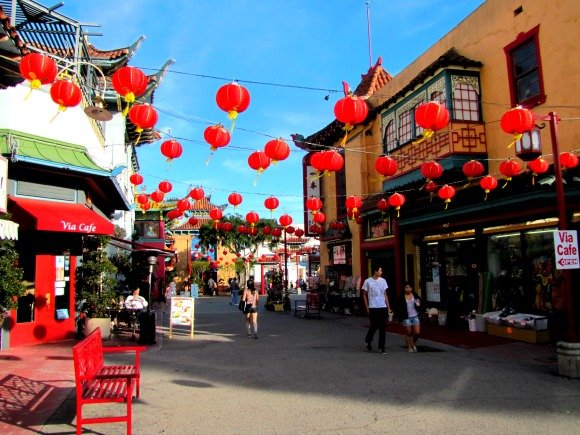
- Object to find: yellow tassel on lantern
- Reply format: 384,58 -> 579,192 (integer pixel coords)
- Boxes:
507,133 -> 523,148
413,129 -> 435,145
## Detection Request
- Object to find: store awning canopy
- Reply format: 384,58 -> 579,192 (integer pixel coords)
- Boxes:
9,197 -> 114,235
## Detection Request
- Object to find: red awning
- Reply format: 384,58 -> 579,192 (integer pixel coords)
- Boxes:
9,197 -> 114,235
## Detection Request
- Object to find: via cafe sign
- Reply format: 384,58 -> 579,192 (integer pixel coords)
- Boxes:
553,230 -> 579,269
61,220 -> 97,233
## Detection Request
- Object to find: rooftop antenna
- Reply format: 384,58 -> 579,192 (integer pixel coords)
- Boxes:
366,1 -> 373,68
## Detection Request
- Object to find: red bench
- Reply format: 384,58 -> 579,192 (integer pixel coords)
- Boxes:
73,327 -> 146,435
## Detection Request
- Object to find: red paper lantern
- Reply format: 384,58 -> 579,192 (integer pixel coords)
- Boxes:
50,79 -> 82,111
388,192 -> 406,217
334,94 -> 368,130
480,175 -> 498,200
294,228 -> 305,238
375,155 -> 398,178
136,193 -> 149,204
160,139 -> 183,162
462,160 -> 485,179
421,161 -> 444,182
111,66 -> 148,103
499,158 -> 522,183
264,138 -> 290,163
237,225 -> 248,234
415,102 -> 450,132
424,181 -> 438,193
248,150 -> 271,173
189,187 -> 205,201
279,214 -> 293,227
437,184 -> 456,209
216,82 -> 250,120
128,104 -> 158,133
188,216 -> 199,226
271,228 -> 282,237
285,226 -> 295,234
209,208 -> 223,221
560,152 -> 579,169
306,197 -> 323,213
166,209 -> 180,220
204,124 -> 231,151
222,222 -> 233,232
324,150 -> 344,173
528,156 -> 549,184
246,211 -> 260,227
262,226 -> 272,235
150,190 -> 165,203
500,107 -> 534,135
377,198 -> 389,211
228,192 -> 243,208
264,196 -> 279,213
177,198 -> 191,211
345,195 -> 362,213
19,53 -> 57,89
139,202 -> 151,212
313,212 -> 326,224
158,180 -> 172,194
130,173 -> 144,186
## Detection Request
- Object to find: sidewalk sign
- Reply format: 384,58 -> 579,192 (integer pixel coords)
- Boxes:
553,230 -> 579,269
169,297 -> 195,339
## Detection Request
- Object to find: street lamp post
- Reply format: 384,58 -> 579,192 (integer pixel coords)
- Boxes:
284,229 -> 288,290
139,255 -> 158,345
147,255 -> 157,312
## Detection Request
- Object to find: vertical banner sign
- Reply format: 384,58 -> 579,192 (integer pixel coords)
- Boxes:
305,164 -> 320,236
169,297 -> 195,339
554,230 -> 579,269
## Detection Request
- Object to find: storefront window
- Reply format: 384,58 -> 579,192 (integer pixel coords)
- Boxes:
487,233 -> 523,311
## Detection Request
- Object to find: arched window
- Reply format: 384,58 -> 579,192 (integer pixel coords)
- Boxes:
452,83 -> 480,121
382,120 -> 396,153
398,110 -> 413,144
414,100 -> 425,137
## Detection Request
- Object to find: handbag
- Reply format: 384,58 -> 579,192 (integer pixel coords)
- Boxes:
238,300 -> 246,312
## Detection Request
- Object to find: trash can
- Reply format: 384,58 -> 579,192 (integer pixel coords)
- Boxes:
138,311 -> 156,345
468,318 -> 478,332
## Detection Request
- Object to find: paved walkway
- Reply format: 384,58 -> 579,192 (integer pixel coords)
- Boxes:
0,296 -> 578,434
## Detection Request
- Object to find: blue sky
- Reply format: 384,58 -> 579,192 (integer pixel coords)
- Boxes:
59,0 -> 484,224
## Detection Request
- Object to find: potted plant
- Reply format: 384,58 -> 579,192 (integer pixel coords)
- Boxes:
0,229 -> 26,329
75,235 -> 117,338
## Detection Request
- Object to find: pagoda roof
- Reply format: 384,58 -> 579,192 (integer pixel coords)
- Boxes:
299,57 -> 392,150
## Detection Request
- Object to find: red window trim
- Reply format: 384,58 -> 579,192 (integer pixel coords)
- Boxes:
503,24 -> 546,108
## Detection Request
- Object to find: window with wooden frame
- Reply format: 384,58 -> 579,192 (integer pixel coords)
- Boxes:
414,100 -> 425,137
397,110 -> 413,144
504,25 -> 546,107
382,120 -> 396,153
452,83 -> 480,121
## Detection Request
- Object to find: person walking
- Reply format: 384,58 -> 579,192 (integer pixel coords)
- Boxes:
396,282 -> 422,353
242,279 -> 259,339
229,277 -> 240,306
362,266 -> 392,354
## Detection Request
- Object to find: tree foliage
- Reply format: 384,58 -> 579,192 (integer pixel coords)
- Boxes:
0,238 -> 26,315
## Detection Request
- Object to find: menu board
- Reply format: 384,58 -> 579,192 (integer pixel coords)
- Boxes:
169,297 -> 195,339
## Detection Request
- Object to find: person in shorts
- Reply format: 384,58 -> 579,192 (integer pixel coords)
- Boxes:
396,282 -> 422,352
242,279 -> 259,339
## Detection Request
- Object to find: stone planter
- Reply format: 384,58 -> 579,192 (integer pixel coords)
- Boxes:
557,341 -> 580,378
83,317 -> 111,339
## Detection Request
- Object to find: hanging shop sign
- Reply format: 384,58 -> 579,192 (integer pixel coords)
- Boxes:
554,230 -> 579,269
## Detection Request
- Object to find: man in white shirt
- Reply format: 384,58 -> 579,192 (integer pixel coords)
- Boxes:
125,287 -> 148,311
362,266 -> 392,355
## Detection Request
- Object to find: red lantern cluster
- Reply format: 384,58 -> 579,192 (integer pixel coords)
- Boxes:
310,150 -> 344,176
